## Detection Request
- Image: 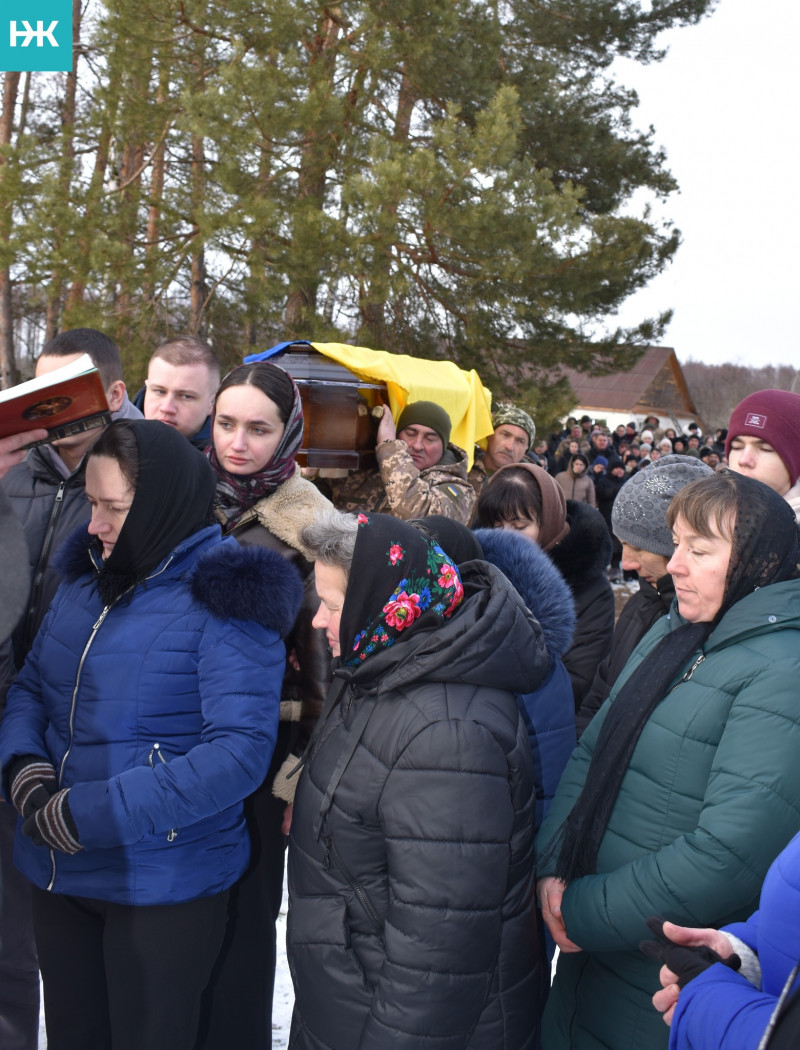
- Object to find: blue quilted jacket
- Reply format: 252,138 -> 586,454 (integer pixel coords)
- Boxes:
670,830 -> 800,1050
0,524 -> 302,906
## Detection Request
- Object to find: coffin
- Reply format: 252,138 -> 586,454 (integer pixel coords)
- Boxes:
269,343 -> 386,469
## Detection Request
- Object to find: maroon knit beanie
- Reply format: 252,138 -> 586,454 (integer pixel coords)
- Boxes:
726,389 -> 800,483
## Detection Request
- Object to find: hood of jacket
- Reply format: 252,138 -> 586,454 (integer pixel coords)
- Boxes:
339,559 -> 549,699
474,527 -> 576,663
54,522 -> 303,637
549,499 -> 611,593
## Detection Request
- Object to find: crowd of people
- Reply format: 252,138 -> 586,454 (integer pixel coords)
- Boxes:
1,328 -> 800,1050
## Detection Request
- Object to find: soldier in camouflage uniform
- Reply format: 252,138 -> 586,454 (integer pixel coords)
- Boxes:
323,401 -> 475,523
469,403 -> 537,498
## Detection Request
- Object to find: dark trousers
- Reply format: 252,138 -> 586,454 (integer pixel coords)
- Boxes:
32,886 -> 228,1050
0,802 -> 39,1050
195,771 -> 287,1050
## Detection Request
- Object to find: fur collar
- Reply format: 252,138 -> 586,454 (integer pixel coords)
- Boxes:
246,467 -> 332,560
548,499 -> 612,593
191,541 -> 303,637
54,524 -> 303,638
474,528 -> 576,661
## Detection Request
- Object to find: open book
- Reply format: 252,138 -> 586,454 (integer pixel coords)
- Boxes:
0,354 -> 110,445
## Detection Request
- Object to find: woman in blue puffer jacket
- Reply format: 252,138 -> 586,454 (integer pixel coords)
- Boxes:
0,419 -> 303,1050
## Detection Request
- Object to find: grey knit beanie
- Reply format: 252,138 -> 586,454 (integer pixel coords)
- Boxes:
611,454 -> 713,555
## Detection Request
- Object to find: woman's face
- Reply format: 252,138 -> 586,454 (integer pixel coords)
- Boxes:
312,561 -> 348,657
569,441 -> 579,454
667,514 -> 733,623
86,455 -> 135,560
572,458 -> 586,475
500,517 -> 540,543
213,385 -> 286,475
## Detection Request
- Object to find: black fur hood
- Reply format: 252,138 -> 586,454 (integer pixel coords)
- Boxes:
55,524 -> 303,638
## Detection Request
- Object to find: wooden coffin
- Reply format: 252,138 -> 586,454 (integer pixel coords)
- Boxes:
269,343 -> 386,469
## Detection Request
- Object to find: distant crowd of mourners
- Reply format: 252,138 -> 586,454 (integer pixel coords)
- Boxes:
1,329 -> 800,1050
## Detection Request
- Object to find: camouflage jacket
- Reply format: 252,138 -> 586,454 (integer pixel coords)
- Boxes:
325,440 -> 476,523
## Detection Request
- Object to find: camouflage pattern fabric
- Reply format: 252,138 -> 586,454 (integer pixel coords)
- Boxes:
325,440 -> 475,524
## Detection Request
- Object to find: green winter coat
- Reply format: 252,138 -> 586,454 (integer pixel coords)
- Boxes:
535,579 -> 800,1050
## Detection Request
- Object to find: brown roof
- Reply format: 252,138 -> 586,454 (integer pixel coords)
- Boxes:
561,346 -> 698,418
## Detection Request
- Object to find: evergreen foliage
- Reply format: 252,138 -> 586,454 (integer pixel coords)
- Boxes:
0,0 -> 716,414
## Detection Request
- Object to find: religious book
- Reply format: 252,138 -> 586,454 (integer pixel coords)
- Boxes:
0,354 -> 110,445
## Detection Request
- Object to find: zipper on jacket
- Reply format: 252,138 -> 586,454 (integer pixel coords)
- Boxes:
48,600 -> 113,889
323,835 -> 384,937
24,480 -> 67,654
148,744 -> 177,841
680,654 -> 705,682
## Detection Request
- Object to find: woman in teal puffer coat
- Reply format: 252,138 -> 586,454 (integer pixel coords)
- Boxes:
536,471 -> 800,1050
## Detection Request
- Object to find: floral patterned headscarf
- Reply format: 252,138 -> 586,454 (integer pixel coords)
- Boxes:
339,512 -> 464,667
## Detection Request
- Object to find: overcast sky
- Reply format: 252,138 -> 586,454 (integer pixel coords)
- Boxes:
611,0 -> 800,368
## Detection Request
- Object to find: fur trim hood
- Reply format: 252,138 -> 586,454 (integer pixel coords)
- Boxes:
55,524 -> 303,638
548,499 -> 611,594
474,528 -> 576,662
249,467 -> 333,560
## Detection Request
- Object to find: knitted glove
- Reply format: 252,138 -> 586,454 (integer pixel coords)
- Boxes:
22,789 -> 82,854
8,755 -> 58,819
640,915 -> 741,989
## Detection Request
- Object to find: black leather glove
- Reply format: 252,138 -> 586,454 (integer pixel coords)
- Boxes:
22,789 -> 82,854
8,754 -> 58,819
640,915 -> 741,988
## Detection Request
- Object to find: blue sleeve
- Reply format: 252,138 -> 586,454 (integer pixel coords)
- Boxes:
670,963 -> 775,1050
516,660 -> 576,835
68,617 -> 285,847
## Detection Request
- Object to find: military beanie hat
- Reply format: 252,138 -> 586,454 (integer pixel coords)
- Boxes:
491,403 -> 535,448
396,400 -> 452,449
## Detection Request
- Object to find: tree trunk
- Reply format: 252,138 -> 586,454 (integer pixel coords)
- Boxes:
45,0 -> 81,339
0,72 -> 21,387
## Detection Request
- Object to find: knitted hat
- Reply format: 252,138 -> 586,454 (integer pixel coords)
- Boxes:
611,454 -> 714,556
640,429 -> 654,444
396,400 -> 451,449
593,456 -> 608,468
491,403 -> 535,448
725,389 -> 800,484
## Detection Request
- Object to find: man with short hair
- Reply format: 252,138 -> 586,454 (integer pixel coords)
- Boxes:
587,430 -> 622,470
0,328 -> 142,1050
468,403 -> 536,494
135,337 -> 220,448
726,389 -> 800,523
323,400 -> 475,523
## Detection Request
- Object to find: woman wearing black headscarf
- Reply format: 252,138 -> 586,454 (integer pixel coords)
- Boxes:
0,419 -> 302,1050
535,471 -> 800,1050
288,509 -> 550,1050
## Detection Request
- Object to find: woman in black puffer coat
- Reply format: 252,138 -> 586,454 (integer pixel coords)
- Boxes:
288,510 -> 549,1050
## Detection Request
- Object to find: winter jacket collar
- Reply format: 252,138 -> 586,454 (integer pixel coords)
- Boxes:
54,523 -> 303,637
